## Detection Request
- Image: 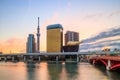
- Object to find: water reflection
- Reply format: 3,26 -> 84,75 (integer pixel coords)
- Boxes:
77,63 -> 107,80
47,62 -> 78,80
26,62 -> 36,80
37,62 -> 50,80
65,63 -> 78,80
0,62 -> 27,80
0,62 -> 120,80
47,63 -> 62,80
59,63 -> 68,80
106,70 -> 120,80
94,65 -> 120,80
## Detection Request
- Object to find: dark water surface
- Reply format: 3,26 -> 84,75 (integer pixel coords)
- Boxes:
0,62 -> 119,80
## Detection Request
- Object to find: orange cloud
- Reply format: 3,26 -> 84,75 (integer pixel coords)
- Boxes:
0,38 -> 26,54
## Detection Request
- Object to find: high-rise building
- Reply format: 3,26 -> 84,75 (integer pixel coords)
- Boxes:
65,31 -> 79,45
47,24 -> 63,52
26,34 -> 36,53
64,31 -> 79,52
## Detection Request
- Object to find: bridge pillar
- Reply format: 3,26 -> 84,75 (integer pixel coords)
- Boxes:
23,56 -> 26,61
106,60 -> 111,70
77,55 -> 79,62
38,56 -> 40,62
56,56 -> 58,62
70,56 -> 72,61
12,56 -> 15,61
4,57 -> 7,61
30,56 -> 33,61
93,60 -> 95,65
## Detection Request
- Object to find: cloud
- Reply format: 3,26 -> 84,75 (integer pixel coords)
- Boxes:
82,10 -> 120,21
80,26 -> 120,52
82,13 -> 103,20
83,26 -> 120,43
0,38 -> 26,53
109,10 -> 120,17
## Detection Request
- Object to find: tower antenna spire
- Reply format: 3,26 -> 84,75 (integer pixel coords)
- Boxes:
38,17 -> 39,27
37,17 -> 40,53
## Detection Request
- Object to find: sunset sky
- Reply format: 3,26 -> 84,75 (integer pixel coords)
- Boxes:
0,0 -> 120,53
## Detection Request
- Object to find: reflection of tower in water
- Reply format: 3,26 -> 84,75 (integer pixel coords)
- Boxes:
26,63 -> 36,80
26,62 -> 50,80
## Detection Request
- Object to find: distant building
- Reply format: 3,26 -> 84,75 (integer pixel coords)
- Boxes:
64,31 -> 79,52
26,34 -> 36,53
47,24 -> 63,52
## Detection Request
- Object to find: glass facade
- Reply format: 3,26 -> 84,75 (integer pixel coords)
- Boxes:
47,24 -> 63,52
26,34 -> 36,53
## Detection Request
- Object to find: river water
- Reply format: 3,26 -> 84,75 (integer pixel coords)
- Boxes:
0,62 -> 119,80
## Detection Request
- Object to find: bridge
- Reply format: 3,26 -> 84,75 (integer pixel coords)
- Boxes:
0,52 -> 119,63
90,56 -> 120,71
0,52 -> 91,62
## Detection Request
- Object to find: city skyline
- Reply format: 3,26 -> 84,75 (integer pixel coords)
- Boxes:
0,0 -> 120,53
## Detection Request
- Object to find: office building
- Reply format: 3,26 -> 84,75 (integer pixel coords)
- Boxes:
26,34 -> 36,53
47,24 -> 63,52
65,31 -> 79,45
64,31 -> 80,52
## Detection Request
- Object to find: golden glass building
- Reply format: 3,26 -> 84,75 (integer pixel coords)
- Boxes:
47,24 -> 63,52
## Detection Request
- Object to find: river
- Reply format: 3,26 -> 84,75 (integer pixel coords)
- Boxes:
0,62 -> 119,80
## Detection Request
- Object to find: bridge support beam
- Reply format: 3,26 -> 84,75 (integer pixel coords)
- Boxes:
38,56 -> 40,62
106,60 -> 111,70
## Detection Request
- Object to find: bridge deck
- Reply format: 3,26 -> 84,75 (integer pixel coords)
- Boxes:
0,51 -> 119,56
